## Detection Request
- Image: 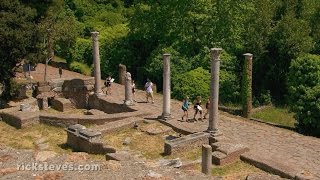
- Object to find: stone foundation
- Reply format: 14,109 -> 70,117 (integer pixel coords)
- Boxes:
0,111 -> 39,129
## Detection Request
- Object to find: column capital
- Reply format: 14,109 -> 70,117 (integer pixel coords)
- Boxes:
243,53 -> 253,59
91,31 -> 99,40
163,53 -> 171,57
210,48 -> 222,59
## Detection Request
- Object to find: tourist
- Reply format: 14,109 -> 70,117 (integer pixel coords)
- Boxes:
204,97 -> 210,119
193,96 -> 203,121
59,66 -> 62,78
181,96 -> 189,121
132,80 -> 136,102
105,74 -> 113,95
145,79 -> 154,103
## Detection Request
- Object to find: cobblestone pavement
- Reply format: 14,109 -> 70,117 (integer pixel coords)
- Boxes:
17,64 -> 320,179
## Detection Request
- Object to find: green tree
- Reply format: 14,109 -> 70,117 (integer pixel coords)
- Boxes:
288,54 -> 320,136
0,0 -> 43,99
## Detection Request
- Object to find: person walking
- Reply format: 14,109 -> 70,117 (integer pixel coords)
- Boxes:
59,67 -> 62,78
145,79 -> 154,103
105,74 -> 113,95
181,96 -> 189,121
193,96 -> 203,121
132,80 -> 136,102
204,97 -> 210,119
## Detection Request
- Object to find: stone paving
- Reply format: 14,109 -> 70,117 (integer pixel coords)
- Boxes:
19,64 -> 320,179
106,81 -> 320,179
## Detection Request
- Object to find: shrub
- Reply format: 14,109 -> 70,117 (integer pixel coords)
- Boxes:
67,38 -> 92,65
172,67 -> 210,102
287,54 -> 320,136
69,61 -> 92,76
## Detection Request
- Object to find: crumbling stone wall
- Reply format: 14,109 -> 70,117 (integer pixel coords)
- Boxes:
62,78 -> 94,109
88,95 -> 136,114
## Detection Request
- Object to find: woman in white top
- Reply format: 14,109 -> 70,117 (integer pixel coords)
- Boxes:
144,79 -> 154,103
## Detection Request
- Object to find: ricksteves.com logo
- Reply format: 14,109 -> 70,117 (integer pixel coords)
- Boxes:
17,163 -> 101,171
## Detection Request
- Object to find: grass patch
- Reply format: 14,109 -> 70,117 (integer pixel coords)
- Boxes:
69,61 -> 92,76
0,121 -> 71,154
252,106 -> 296,128
53,56 -> 67,63
104,122 -> 202,161
212,161 -> 264,179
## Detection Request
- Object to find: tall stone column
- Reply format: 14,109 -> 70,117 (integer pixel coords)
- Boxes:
124,72 -> 134,106
91,32 -> 103,95
208,48 -> 222,135
242,53 -> 253,118
162,54 -> 171,120
119,64 -> 127,85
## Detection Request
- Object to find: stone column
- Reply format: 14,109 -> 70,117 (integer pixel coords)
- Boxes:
162,54 -> 171,120
119,64 -> 127,85
124,72 -> 134,106
242,53 -> 253,118
201,144 -> 212,175
208,48 -> 222,135
91,32 -> 103,95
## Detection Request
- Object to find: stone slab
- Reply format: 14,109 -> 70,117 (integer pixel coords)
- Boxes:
164,132 -> 209,155
240,152 -> 299,179
105,151 -> 132,161
246,173 -> 285,180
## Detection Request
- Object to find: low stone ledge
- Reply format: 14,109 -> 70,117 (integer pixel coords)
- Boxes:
39,111 -> 150,127
0,111 -> 39,129
164,132 -> 209,155
240,152 -> 299,179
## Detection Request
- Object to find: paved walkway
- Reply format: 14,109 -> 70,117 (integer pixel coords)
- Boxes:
104,78 -> 320,179
23,64 -> 320,179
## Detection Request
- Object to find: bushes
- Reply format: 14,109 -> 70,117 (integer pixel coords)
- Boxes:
172,67 -> 210,102
67,38 -> 92,65
69,61 -> 92,76
288,54 -> 320,136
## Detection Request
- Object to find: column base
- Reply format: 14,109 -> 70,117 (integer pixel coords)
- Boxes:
159,113 -> 172,121
94,91 -> 105,96
205,129 -> 223,137
124,100 -> 134,106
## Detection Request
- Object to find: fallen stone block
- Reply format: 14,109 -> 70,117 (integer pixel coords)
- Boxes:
211,142 -> 249,166
52,98 -> 74,112
66,124 -> 116,155
164,132 -> 209,155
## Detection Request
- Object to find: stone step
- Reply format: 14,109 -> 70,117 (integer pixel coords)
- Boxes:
211,142 -> 249,166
